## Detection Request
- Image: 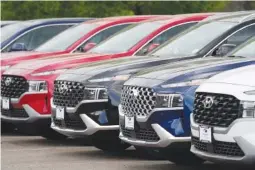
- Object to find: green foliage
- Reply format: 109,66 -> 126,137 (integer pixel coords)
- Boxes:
1,1 -> 230,20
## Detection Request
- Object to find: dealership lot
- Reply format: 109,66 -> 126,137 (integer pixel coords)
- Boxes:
1,133 -> 252,170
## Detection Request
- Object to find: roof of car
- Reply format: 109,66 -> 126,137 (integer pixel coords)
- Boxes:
202,11 -> 255,23
1,20 -> 20,24
82,15 -> 161,25
145,13 -> 214,24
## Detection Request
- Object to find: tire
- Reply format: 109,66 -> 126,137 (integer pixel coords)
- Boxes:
92,136 -> 130,152
41,128 -> 67,140
167,150 -> 205,165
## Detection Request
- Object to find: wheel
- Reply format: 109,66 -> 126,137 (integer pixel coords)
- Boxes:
92,136 -> 130,152
167,151 -> 205,165
41,128 -> 67,140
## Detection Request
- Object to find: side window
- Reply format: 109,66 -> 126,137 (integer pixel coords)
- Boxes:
136,22 -> 197,56
212,24 -> 255,57
76,24 -> 131,52
28,25 -> 72,50
5,24 -> 71,52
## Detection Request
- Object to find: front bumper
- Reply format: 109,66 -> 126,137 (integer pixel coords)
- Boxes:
1,93 -> 51,124
51,99 -> 119,138
119,123 -> 190,148
190,114 -> 255,164
118,105 -> 190,148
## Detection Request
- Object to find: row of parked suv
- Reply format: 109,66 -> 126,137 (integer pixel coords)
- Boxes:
1,11 -> 255,165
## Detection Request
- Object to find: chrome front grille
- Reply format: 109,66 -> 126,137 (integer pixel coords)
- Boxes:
1,75 -> 28,98
121,86 -> 156,118
193,92 -> 241,127
53,80 -> 85,107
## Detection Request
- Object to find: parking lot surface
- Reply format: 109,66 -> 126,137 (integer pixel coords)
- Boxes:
1,133 -> 253,170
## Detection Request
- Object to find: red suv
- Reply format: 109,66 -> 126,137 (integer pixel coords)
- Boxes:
1,16 -> 156,74
1,14 -> 212,139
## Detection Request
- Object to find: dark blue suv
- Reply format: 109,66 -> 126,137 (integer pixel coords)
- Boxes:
118,38 -> 255,165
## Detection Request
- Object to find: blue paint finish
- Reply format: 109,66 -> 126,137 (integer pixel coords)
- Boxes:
161,60 -> 255,85
98,110 -> 109,124
133,59 -> 255,139
149,110 -> 189,137
182,86 -> 198,132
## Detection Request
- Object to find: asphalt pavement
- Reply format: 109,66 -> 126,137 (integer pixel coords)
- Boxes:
1,133 -> 252,170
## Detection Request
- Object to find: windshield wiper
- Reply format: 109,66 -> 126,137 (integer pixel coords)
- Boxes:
227,55 -> 245,58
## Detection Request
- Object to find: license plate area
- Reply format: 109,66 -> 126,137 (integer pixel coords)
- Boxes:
56,106 -> 65,120
125,116 -> 134,130
2,97 -> 10,110
199,125 -> 212,143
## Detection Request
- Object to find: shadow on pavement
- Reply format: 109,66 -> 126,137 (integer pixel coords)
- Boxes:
2,132 -> 92,147
58,148 -> 165,161
132,163 -> 254,170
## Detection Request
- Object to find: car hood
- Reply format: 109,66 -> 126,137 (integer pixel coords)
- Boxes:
4,52 -> 110,75
58,55 -> 159,77
1,51 -> 43,59
205,65 -> 255,87
1,51 -> 67,66
133,57 -> 231,80
124,57 -> 255,88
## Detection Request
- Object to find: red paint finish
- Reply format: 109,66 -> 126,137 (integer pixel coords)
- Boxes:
1,16 -> 156,69
3,14 -> 213,117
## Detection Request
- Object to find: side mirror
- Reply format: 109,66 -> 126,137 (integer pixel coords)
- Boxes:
215,44 -> 236,57
83,42 -> 97,52
10,43 -> 27,52
147,43 -> 160,53
140,43 -> 160,55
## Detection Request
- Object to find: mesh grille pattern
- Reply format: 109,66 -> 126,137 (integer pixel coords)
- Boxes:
120,125 -> 160,142
52,112 -> 86,130
1,108 -> 29,118
53,80 -> 85,107
1,76 -> 28,98
193,92 -> 241,127
121,86 -> 156,118
192,137 -> 245,157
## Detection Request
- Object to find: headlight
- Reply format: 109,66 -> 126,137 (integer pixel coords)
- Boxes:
28,81 -> 48,92
89,74 -> 131,83
244,90 -> 255,95
161,79 -> 207,88
155,93 -> 183,108
98,89 -> 108,99
1,65 -> 10,71
84,87 -> 108,100
31,69 -> 68,76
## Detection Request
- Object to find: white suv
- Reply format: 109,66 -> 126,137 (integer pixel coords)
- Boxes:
190,65 -> 255,164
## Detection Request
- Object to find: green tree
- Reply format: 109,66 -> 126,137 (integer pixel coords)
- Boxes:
1,1 -> 231,20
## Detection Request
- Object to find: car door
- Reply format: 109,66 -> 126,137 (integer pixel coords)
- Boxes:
3,24 -> 72,52
74,24 -> 131,52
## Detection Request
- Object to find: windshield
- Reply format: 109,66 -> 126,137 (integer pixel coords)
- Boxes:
35,23 -> 98,52
228,37 -> 255,58
152,21 -> 236,57
1,21 -> 35,42
89,22 -> 165,54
